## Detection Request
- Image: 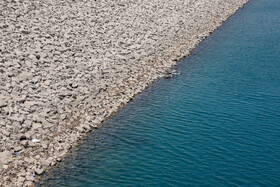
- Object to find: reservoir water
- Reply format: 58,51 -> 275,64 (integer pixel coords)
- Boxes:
38,0 -> 280,186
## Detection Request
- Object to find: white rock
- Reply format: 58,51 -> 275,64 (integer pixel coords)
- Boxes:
32,139 -> 40,143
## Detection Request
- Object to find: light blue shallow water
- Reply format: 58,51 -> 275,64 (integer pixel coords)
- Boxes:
38,0 -> 280,186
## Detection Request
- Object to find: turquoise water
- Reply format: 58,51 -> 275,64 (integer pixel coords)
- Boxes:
38,0 -> 280,186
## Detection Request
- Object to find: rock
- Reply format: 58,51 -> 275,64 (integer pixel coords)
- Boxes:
82,124 -> 91,131
32,123 -> 42,130
35,168 -> 44,175
20,140 -> 28,147
75,126 -> 85,133
14,146 -> 22,152
1,129 -> 10,137
32,139 -> 40,143
69,82 -> 78,88
18,176 -> 25,183
41,158 -> 51,168
0,0 -> 250,185
28,142 -> 37,147
24,131 -> 32,139
19,135 -> 27,141
35,54 -> 41,60
24,181 -> 34,186
42,142 -> 48,149
0,100 -> 7,108
24,157 -> 32,164
0,151 -> 12,163
65,144 -> 72,150
89,123 -> 98,129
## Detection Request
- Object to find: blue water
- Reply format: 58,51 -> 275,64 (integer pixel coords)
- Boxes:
38,0 -> 280,186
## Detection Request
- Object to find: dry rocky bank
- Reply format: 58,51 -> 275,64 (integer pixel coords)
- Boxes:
1,0 -> 250,186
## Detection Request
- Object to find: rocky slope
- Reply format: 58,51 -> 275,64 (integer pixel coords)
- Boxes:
0,0 -> 250,186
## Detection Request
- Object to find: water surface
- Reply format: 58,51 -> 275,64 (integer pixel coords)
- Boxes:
38,0 -> 280,186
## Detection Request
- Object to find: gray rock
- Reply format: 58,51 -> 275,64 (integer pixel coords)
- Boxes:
35,168 -> 44,175
0,100 -> 7,108
0,151 -> 12,163
20,140 -> 28,147
0,0 -> 250,185
21,30 -> 30,35
14,146 -> 22,152
32,123 -> 42,130
2,129 -> 10,137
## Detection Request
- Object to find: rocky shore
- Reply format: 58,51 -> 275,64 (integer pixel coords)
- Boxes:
1,0 -> 250,186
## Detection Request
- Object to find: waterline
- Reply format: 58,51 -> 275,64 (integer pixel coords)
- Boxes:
38,0 -> 280,186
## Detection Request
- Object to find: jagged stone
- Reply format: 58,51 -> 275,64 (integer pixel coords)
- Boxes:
32,123 -> 42,130
0,0 -> 250,186
35,168 -> 44,175
0,151 -> 12,164
14,146 -> 22,152
0,100 -> 7,108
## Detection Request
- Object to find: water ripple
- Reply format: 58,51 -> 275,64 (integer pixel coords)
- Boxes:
38,0 -> 280,186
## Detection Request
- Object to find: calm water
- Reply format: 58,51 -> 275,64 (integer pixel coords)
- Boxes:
38,0 -> 280,186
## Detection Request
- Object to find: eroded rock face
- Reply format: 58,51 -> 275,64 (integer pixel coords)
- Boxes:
0,0 -> 249,186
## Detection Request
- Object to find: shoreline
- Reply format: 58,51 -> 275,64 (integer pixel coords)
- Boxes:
0,0 -> 250,186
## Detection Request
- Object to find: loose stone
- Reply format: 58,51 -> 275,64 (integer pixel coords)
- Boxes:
0,0 -> 251,186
